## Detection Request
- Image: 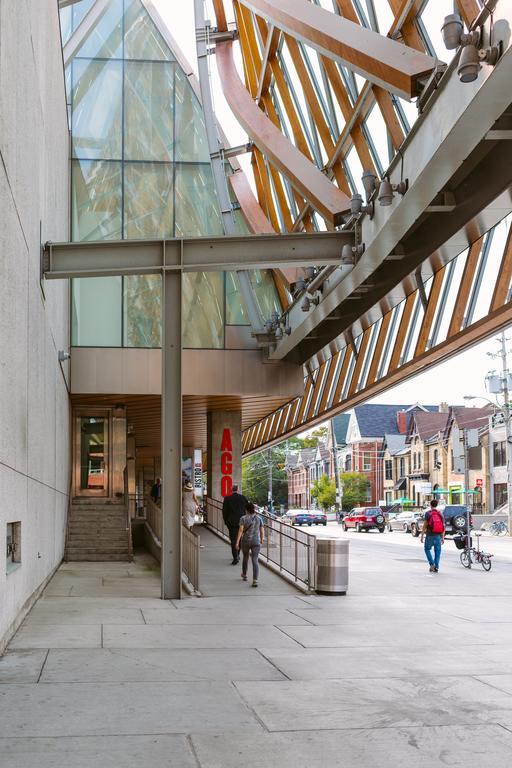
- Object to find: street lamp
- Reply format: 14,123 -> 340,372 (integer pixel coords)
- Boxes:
464,389 -> 512,536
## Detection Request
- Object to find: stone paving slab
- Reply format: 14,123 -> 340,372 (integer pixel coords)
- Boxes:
24,607 -> 145,625
141,607 -> 312,625
170,595 -> 316,610
436,621 -> 512,644
0,651 -> 47,683
9,625 -> 102,650
273,622 -> 473,648
39,648 -> 286,683
103,623 -> 302,649
286,608 -> 451,625
0,734 -> 197,768
259,644 -> 512,680
234,677 -> 512,731
0,682 -> 261,737
190,724 -> 512,768
35,596 -> 173,610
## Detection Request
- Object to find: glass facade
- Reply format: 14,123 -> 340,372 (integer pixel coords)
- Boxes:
64,0 -> 280,348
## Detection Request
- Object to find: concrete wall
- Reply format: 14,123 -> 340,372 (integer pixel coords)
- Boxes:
70,347 -> 304,398
0,0 -> 70,651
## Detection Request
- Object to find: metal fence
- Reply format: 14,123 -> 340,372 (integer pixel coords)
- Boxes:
206,497 -> 316,591
182,525 -> 201,593
142,495 -> 201,593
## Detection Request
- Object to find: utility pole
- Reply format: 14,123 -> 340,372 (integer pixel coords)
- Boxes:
463,428 -> 472,567
499,332 -> 512,536
330,418 -> 341,513
268,446 -> 273,514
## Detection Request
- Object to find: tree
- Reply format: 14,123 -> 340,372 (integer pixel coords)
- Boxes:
242,446 -> 288,508
340,472 -> 370,510
286,425 -> 328,451
311,474 -> 336,510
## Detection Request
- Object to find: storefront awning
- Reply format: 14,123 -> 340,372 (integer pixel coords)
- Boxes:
394,478 -> 406,490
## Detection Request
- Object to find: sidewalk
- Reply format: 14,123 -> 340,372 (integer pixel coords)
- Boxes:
2,527 -> 512,766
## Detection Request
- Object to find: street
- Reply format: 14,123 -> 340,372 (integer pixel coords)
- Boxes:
296,520 -> 512,572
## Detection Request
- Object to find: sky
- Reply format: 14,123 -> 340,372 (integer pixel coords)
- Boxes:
154,0 -> 511,410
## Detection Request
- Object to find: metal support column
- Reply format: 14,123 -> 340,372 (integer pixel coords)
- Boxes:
161,270 -> 182,599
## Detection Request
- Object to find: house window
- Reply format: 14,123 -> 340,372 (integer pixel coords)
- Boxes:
418,453 -> 422,470
363,452 -> 371,471
493,441 -> 506,467
345,455 -> 352,472
385,460 -> 393,480
413,453 -> 417,470
494,483 -> 507,508
6,522 -> 21,574
399,457 -> 405,477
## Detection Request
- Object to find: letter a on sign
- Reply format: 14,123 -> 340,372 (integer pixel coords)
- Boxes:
220,428 -> 232,452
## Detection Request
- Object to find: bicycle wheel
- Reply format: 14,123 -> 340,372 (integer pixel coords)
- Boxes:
460,550 -> 471,568
482,555 -> 492,572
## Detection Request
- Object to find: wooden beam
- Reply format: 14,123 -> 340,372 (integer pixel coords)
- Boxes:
238,0 -> 436,98
388,292 -> 417,371
414,266 -> 445,356
490,226 -> 512,311
256,24 -> 281,103
212,0 -> 228,31
447,238 -> 483,337
215,42 -> 351,226
244,302 -> 512,454
366,311 -> 392,385
456,0 -> 481,29
348,327 -> 372,396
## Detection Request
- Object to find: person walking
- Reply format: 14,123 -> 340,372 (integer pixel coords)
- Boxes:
150,477 -> 162,506
222,484 -> 248,565
236,502 -> 265,587
182,482 -> 199,530
420,499 -> 445,573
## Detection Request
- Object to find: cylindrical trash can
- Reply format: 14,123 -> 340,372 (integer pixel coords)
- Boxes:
315,538 -> 349,595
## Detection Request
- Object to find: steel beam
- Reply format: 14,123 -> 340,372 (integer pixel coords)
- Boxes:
43,232 -> 353,279
238,0 -> 436,98
268,4 -> 512,364
161,271 -> 182,599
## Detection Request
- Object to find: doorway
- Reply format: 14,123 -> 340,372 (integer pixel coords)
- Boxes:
74,411 -> 110,497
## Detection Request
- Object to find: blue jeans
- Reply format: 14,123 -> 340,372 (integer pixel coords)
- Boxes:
424,534 -> 442,569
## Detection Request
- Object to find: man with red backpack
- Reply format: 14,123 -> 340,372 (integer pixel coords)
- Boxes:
420,499 -> 445,573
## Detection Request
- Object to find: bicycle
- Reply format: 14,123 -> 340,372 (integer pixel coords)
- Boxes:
489,520 -> 508,536
458,533 -> 493,571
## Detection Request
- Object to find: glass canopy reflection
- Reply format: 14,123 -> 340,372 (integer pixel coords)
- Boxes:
64,0 -> 279,349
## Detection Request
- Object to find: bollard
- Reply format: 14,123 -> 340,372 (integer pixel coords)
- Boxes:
315,538 -> 349,595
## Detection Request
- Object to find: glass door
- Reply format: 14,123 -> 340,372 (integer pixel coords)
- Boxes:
74,412 -> 110,497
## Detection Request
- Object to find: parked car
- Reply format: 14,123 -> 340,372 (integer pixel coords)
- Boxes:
310,511 -> 328,526
341,507 -> 386,533
287,510 -> 328,526
388,510 -> 424,533
410,505 -> 472,537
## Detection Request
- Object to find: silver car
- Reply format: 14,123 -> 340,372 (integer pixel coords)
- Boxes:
387,510 -> 424,533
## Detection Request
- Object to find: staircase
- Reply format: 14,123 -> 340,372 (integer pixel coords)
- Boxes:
66,501 -> 132,562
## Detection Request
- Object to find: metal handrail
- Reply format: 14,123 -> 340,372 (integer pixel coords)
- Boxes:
143,495 -> 200,592
206,497 -> 316,590
182,525 -> 201,593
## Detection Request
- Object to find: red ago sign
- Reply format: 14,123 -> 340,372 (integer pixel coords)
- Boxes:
220,428 -> 233,497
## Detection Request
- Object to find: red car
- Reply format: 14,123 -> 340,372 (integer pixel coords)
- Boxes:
342,507 -> 386,533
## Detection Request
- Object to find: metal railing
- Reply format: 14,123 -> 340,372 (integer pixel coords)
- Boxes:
182,524 -> 201,593
142,495 -> 201,593
206,497 -> 316,591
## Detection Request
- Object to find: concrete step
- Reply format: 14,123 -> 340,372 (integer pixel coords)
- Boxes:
66,554 -> 131,562
66,544 -> 128,554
